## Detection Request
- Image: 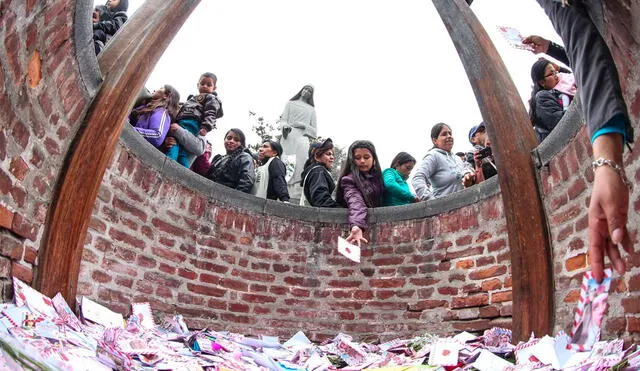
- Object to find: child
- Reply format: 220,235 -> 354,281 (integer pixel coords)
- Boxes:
168,72 -> 224,167
129,85 -> 180,148
93,0 -> 129,55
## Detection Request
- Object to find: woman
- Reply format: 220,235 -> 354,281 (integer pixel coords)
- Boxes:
206,129 -> 255,193
251,140 -> 290,202
529,59 -> 575,142
279,85 -> 318,193
412,123 -> 475,201
300,138 -> 340,207
129,85 -> 180,148
336,140 -> 384,246
383,152 -> 418,206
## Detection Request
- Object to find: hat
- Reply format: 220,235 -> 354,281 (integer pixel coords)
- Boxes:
468,122 -> 486,143
308,138 -> 333,158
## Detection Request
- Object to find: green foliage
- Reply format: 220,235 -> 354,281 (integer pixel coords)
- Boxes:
248,113 -> 277,153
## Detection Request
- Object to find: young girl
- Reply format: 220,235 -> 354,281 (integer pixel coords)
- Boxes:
251,141 -> 290,202
93,0 -> 129,55
206,129 -> 255,193
300,138 -> 340,207
383,152 -> 418,206
336,140 -> 384,246
528,59 -> 576,142
129,85 -> 180,149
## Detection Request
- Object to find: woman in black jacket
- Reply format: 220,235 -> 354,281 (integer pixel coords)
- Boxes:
207,129 -> 255,193
299,138 -> 340,207
252,141 -> 290,202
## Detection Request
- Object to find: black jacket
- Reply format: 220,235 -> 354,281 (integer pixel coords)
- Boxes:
177,93 -> 223,132
265,158 -> 290,202
300,163 -> 340,208
207,149 -> 255,193
534,89 -> 565,134
93,10 -> 128,38
466,145 -> 497,180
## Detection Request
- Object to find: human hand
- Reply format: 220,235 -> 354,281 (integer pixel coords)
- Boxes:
473,151 -> 483,168
588,134 -> 634,283
522,35 -> 550,54
92,10 -> 100,23
414,196 -> 421,203
462,173 -> 475,188
169,123 -> 180,134
346,226 -> 368,247
164,137 -> 177,149
282,126 -> 291,139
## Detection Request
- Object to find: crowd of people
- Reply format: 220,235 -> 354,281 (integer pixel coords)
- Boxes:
110,0 -> 633,281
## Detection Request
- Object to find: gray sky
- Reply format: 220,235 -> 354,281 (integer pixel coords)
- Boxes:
104,0 -> 562,168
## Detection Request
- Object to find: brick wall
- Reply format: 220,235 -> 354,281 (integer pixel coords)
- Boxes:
0,1 -> 91,297
0,0 -> 638,343
77,141 -> 512,342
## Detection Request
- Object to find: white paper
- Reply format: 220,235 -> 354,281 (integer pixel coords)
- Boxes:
81,296 -> 124,328
472,349 -> 514,371
131,302 -> 155,330
428,341 -> 461,366
453,331 -> 478,343
283,330 -> 312,350
338,237 -> 361,263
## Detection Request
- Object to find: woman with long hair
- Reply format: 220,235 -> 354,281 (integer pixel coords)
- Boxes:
336,140 -> 384,246
412,123 -> 474,201
129,85 -> 180,148
279,85 -> 317,196
528,59 -> 575,142
207,129 -> 255,193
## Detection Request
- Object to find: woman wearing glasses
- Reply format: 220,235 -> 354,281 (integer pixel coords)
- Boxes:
528,59 -> 576,142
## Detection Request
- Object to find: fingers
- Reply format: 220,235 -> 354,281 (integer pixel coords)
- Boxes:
361,237 -> 368,244
588,219 -> 606,283
604,241 -> 625,276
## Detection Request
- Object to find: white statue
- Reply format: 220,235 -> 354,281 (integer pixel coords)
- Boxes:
279,85 -> 317,199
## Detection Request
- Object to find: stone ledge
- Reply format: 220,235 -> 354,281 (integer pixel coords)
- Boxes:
534,96 -> 584,168
73,1 -> 102,100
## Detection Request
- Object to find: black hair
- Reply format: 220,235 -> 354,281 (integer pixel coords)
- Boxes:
430,122 -> 450,140
200,72 -> 218,85
264,140 -> 283,157
131,84 -> 180,122
455,152 -> 466,157
289,85 -> 315,107
107,0 -> 129,12
224,128 -> 246,148
528,59 -> 552,125
303,138 -> 334,170
389,152 -> 416,169
336,140 -> 383,208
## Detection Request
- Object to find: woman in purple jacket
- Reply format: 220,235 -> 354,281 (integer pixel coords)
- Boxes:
129,85 -> 180,148
336,140 -> 384,247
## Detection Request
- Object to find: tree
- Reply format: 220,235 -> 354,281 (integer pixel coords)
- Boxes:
248,111 -> 277,153
330,144 -> 346,180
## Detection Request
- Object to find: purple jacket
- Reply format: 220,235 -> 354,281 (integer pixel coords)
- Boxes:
131,107 -> 171,148
339,172 -> 383,229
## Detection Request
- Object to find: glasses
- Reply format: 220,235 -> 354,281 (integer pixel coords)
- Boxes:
544,70 -> 558,79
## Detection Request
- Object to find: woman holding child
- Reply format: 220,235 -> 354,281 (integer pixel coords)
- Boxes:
207,129 -> 255,193
336,140 -> 384,247
412,123 -> 475,201
129,85 -> 180,148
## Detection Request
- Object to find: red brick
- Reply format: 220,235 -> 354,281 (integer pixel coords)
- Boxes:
113,198 -> 148,222
0,204 -> 14,229
565,253 -> 587,272
143,271 -> 180,288
481,278 -> 502,292
455,259 -> 474,269
187,283 -> 226,297
151,246 -> 186,264
92,270 -> 112,283
479,306 -> 500,318
438,286 -> 459,296
190,259 -> 229,274
159,263 -> 175,274
567,178 -> 587,200
9,157 -> 28,181
136,255 -> 157,268
491,290 -> 512,303
564,289 -> 580,303
451,294 -> 489,309
476,256 -> 496,267
469,265 -> 507,280
231,269 -> 275,283
605,317 -> 627,336
369,278 -> 405,288
109,228 -> 145,250
371,256 -> 405,266
445,246 -> 484,260
242,293 -> 277,303
11,213 -> 38,241
568,238 -> 584,251
229,303 -> 250,313
178,268 -> 197,280
455,235 -> 473,246
221,278 -> 248,292
152,217 -> 186,237
487,239 -> 506,252
11,262 -> 33,283
628,317 -> 640,333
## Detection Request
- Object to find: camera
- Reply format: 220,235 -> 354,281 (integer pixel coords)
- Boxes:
476,147 -> 492,160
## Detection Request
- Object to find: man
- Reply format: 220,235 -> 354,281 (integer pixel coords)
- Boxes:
466,122 -> 497,182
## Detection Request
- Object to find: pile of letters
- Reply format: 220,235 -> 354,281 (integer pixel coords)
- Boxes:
0,271 -> 638,370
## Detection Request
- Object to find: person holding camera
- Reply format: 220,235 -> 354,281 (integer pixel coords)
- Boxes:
467,122 -> 497,183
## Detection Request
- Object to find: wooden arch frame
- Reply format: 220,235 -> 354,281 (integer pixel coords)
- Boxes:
36,0 -> 552,341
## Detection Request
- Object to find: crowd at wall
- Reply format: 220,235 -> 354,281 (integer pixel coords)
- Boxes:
93,0 -> 635,279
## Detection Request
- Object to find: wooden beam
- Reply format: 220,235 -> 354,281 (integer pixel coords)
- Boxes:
431,0 -> 553,340
35,0 -> 201,304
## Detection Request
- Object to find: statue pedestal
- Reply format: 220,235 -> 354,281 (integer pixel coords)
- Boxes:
288,183 -> 303,202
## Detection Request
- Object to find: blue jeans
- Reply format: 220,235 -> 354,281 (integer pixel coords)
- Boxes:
166,119 -> 199,167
